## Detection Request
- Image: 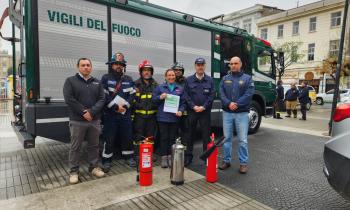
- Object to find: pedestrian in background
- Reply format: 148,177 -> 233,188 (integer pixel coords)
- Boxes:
298,81 -> 309,121
274,80 -> 284,119
63,58 -> 105,184
285,83 -> 299,118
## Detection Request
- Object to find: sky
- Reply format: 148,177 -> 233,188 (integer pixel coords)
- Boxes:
0,0 -> 320,54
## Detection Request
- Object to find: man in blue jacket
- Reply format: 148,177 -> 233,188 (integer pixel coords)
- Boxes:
219,57 -> 254,174
183,58 -> 215,166
298,81 -> 309,121
101,52 -> 136,172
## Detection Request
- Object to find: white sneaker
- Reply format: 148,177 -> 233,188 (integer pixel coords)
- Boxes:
91,167 -> 105,178
69,173 -> 79,184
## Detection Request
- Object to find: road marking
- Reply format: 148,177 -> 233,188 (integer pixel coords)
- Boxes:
261,122 -> 330,137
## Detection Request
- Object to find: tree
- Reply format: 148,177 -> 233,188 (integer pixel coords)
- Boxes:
7,67 -> 13,76
274,41 -> 305,80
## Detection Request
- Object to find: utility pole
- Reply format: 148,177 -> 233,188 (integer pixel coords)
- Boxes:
329,0 -> 350,135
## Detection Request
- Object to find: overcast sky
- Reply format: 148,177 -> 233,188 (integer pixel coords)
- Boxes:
0,0 -> 320,54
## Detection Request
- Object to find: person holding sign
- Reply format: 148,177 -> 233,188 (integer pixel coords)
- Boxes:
101,52 -> 136,172
152,69 -> 185,168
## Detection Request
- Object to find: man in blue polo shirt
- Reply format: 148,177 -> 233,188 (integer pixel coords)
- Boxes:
219,56 -> 254,174
183,58 -> 215,166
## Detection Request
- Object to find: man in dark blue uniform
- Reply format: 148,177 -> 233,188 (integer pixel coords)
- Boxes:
274,80 -> 284,119
219,56 -> 254,174
298,81 -> 309,121
101,52 -> 136,172
183,58 -> 215,166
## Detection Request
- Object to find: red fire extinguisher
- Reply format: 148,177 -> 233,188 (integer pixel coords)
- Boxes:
139,138 -> 153,186
206,133 -> 218,183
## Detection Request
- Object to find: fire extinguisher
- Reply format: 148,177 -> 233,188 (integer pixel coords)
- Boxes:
206,133 -> 218,183
138,137 -> 153,186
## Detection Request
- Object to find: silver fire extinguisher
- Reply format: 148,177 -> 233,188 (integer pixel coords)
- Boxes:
170,137 -> 186,185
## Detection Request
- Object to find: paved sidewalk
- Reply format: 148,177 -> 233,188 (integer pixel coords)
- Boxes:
0,112 -> 273,209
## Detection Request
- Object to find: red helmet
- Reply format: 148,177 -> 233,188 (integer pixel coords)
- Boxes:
138,60 -> 154,75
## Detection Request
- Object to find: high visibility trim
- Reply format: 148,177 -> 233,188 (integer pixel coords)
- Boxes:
135,93 -> 140,97
135,110 -> 157,115
140,94 -> 152,99
122,151 -> 134,155
102,142 -> 113,158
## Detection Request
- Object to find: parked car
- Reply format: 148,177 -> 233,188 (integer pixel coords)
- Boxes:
316,89 -> 350,105
323,102 -> 350,200
282,84 -> 315,110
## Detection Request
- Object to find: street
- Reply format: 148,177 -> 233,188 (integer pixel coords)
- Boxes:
0,101 -> 349,209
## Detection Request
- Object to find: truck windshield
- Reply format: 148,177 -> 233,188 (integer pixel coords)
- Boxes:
257,50 -> 274,77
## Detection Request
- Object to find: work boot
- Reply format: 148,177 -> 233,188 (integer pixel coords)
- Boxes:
161,156 -> 168,168
167,155 -> 172,168
69,172 -> 79,185
102,162 -> 111,173
239,165 -> 248,174
276,113 -> 283,119
293,110 -> 297,118
91,167 -> 105,178
218,162 -> 231,170
285,110 -> 291,117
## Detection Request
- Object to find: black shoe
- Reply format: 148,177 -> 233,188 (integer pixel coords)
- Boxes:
102,162 -> 111,173
219,162 -> 231,170
285,115 -> 291,118
299,118 -> 306,121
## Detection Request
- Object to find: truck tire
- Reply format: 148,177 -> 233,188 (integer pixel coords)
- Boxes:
248,101 -> 262,134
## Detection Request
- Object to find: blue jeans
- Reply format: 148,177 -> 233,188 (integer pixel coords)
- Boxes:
222,111 -> 249,165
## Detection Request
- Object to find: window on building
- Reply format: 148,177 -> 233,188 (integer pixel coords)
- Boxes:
277,25 -> 284,38
308,43 -> 315,61
232,22 -> 240,28
309,17 -> 317,32
329,40 -> 340,57
260,28 -> 268,40
292,21 -> 299,35
331,11 -> 342,27
291,46 -> 298,62
243,19 -> 252,33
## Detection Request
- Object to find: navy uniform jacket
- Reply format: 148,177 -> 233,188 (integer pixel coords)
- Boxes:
101,73 -> 135,118
285,88 -> 299,101
276,85 -> 284,100
184,74 -> 215,111
298,87 -> 309,104
152,83 -> 185,123
219,71 -> 254,113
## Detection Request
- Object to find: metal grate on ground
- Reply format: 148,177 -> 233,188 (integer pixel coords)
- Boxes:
99,179 -> 273,210
0,140 -> 135,200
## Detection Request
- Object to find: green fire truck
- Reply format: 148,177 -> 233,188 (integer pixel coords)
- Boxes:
4,0 -> 284,148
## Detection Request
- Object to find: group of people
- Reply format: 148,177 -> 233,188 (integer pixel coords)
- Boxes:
63,52 -> 254,184
275,81 -> 310,121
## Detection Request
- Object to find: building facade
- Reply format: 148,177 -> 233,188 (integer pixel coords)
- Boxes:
257,0 -> 347,93
211,4 -> 284,36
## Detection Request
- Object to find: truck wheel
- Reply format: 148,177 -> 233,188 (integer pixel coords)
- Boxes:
316,97 -> 324,105
248,101 -> 262,134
